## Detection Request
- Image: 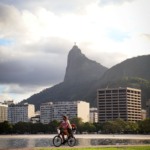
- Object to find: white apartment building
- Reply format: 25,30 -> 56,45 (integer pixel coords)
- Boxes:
90,107 -> 98,123
40,102 -> 53,124
8,103 -> 35,124
40,101 -> 89,123
0,103 -> 8,122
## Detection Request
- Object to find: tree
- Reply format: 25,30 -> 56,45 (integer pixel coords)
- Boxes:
13,122 -> 30,134
102,119 -> 127,133
0,121 -> 12,134
138,119 -> 150,134
102,121 -> 115,133
93,122 -> 103,133
124,122 -> 139,134
82,122 -> 96,132
114,118 -> 127,133
48,120 -> 59,133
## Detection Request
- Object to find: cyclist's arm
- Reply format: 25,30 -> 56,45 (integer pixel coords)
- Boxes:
67,120 -> 72,129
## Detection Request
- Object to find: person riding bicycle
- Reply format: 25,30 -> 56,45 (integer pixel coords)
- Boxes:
57,115 -> 72,144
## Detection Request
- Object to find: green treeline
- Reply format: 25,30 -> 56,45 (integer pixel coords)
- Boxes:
0,118 -> 150,134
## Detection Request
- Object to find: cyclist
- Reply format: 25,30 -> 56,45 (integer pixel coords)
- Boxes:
57,115 -> 72,144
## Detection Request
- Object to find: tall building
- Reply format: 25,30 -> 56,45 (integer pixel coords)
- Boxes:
40,101 -> 89,123
97,87 -> 142,122
90,108 -> 98,123
8,103 -> 35,124
0,103 -> 8,122
40,102 -> 53,124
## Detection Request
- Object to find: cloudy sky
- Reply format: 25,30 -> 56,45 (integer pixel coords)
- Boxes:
0,0 -> 150,103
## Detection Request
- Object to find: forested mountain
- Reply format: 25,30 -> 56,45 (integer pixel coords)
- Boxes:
21,45 -> 150,110
21,45 -> 108,110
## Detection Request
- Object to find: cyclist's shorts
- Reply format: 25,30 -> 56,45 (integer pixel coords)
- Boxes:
60,128 -> 68,135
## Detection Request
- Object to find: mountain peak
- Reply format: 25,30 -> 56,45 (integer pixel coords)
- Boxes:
69,44 -> 83,58
72,44 -> 80,50
64,45 -> 108,83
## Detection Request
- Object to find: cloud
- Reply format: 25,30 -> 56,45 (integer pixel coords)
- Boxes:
0,0 -> 149,102
141,34 -> 150,41
83,47 -> 128,68
107,28 -> 130,42
21,37 -> 71,54
0,46 -> 67,86
0,0 -> 96,14
0,84 -> 46,103
0,93 -> 12,102
99,0 -> 134,5
0,4 -> 25,39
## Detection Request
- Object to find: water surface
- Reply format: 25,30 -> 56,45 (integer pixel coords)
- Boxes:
0,134 -> 150,149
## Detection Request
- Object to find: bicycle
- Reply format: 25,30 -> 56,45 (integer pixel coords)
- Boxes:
52,128 -> 76,147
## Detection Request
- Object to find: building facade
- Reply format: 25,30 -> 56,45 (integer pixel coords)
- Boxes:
97,87 -> 142,122
8,103 -> 35,124
4,100 -> 14,105
141,109 -> 147,120
90,107 -> 98,123
40,101 -> 89,123
0,103 -> 8,122
40,102 -> 53,124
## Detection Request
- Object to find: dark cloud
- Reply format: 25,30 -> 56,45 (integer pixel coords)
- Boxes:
0,55 -> 66,86
22,37 -> 71,54
0,39 -> 71,87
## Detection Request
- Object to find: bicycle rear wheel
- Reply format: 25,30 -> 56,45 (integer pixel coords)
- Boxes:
67,136 -> 76,147
53,135 -> 62,147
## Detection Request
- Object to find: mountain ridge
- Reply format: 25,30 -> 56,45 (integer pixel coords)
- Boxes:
21,45 -> 108,109
100,54 -> 150,83
22,46 -> 150,110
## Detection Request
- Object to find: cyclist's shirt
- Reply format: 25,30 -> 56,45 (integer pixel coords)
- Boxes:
61,120 -> 69,129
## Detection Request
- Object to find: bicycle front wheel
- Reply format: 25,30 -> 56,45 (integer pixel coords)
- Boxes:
67,136 -> 76,147
53,135 -> 62,147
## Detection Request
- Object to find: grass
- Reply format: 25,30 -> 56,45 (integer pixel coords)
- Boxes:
37,146 -> 150,150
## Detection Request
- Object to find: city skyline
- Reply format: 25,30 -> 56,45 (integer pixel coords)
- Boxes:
0,0 -> 150,102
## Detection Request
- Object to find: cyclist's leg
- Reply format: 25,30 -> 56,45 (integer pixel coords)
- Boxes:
67,128 -> 73,137
61,133 -> 65,143
62,130 -> 69,144
59,128 -> 65,143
